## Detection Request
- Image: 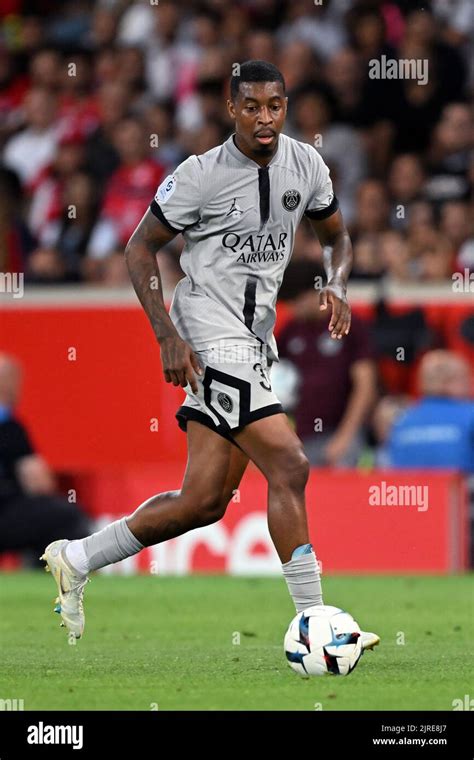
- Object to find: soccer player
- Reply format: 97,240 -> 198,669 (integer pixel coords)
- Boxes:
41,61 -> 379,652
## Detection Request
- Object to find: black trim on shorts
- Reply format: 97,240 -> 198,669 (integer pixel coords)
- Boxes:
175,407 -> 241,448
149,200 -> 183,234
304,195 -> 339,220
175,403 -> 284,446
235,403 -> 283,430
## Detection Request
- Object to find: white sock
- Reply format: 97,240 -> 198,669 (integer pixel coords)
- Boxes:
282,549 -> 323,612
65,517 -> 144,574
65,539 -> 89,576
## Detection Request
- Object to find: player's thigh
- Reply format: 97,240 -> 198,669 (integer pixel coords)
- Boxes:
181,421 -> 249,508
219,440 -> 249,506
232,412 -> 308,485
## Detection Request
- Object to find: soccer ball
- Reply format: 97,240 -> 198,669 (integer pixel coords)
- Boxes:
284,605 -> 363,677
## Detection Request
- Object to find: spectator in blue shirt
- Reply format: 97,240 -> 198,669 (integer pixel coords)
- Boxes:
388,350 -> 474,473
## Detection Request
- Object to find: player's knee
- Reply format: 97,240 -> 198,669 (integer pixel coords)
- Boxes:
195,493 -> 227,527
269,446 -> 309,493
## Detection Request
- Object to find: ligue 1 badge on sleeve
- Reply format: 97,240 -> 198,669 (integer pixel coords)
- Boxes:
156,174 -> 177,204
282,189 -> 301,211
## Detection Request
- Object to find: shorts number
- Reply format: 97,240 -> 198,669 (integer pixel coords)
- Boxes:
253,362 -> 271,391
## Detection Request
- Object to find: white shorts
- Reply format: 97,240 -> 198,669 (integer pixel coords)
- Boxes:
176,345 -> 283,443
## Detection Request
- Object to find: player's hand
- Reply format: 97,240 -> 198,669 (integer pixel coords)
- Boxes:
159,336 -> 203,394
319,280 -> 351,339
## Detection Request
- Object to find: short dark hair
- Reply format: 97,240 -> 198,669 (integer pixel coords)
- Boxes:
230,60 -> 285,101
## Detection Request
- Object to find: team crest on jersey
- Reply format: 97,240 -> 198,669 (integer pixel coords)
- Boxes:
217,392 -> 233,413
155,174 -> 176,204
282,189 -> 301,211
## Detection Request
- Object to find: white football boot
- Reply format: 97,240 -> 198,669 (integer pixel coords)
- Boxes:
40,539 -> 90,639
360,630 -> 380,651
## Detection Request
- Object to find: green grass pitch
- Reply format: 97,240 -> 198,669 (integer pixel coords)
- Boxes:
1,572 -> 472,711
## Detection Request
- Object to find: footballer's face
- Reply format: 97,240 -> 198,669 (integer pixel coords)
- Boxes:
227,81 -> 287,162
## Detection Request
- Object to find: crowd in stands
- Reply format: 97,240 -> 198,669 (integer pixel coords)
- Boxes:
0,0 -> 472,290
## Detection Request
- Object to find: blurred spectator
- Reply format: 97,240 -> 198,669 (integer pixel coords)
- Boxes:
388,8 -> 467,154
83,81 -> 130,190
433,0 -> 474,88
86,116 -> 164,265
28,48 -> 62,91
144,99 -> 183,170
380,230 -> 412,283
56,52 -> 100,141
406,200 -> 435,236
117,46 -> 147,100
288,86 -> 366,224
276,0 -> 347,63
24,246 -> 67,284
0,353 -> 91,566
142,1 -> 200,102
28,170 -> 99,283
352,179 -> 390,238
245,30 -> 277,65
2,88 -> 61,185
388,153 -> 426,228
351,233 -> 383,279
388,350 -> 474,472
346,5 -> 397,63
426,103 -> 473,205
409,228 -> 454,281
176,47 -> 229,132
277,42 -> 319,94
0,49 -> 30,141
0,166 -> 36,273
371,394 -> 410,467
440,201 -> 472,255
84,5 -> 119,51
324,48 -> 369,127
371,299 -> 440,395
28,133 -> 86,240
117,0 -> 156,48
278,262 -> 377,467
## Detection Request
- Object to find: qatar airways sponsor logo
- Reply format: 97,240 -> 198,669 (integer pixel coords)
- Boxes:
222,231 -> 288,263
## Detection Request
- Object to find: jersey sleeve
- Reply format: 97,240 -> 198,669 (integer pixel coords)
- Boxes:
304,148 -> 339,220
149,155 -> 202,233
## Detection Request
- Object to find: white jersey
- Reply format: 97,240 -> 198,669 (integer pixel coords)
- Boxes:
150,132 -> 338,362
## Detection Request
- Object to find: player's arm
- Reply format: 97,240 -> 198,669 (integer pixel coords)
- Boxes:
307,209 -> 353,339
124,209 -> 201,392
